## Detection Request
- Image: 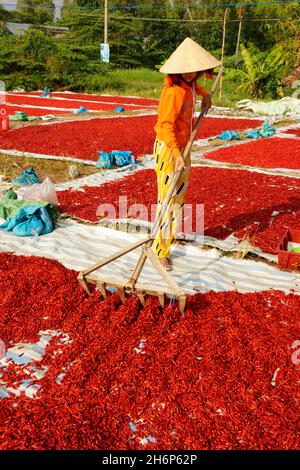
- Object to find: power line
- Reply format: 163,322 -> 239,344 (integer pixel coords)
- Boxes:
6,9 -> 298,27
55,13 -> 300,24
2,1 -> 299,26
110,16 -> 300,22
2,1 -> 300,11
109,0 -> 299,8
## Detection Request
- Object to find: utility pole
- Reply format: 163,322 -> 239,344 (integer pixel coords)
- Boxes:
104,0 -> 108,44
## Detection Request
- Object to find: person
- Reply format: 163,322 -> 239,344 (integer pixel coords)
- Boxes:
152,37 -> 221,271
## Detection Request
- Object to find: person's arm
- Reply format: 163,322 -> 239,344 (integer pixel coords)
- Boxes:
196,83 -> 212,115
196,84 -> 209,97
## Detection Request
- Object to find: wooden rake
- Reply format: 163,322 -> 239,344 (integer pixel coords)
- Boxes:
78,68 -> 223,314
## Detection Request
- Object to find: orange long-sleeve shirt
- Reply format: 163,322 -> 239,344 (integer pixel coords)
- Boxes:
155,76 -> 208,158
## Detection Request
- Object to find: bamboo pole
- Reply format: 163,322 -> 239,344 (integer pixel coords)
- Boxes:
235,7 -> 243,55
219,8 -> 228,103
81,237 -> 149,277
145,247 -> 185,297
126,246 -> 149,290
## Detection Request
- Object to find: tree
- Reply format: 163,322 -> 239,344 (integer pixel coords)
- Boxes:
16,0 -> 55,24
19,29 -> 56,69
0,5 -> 14,22
233,44 -> 286,98
60,2 -> 146,67
239,2 -> 300,51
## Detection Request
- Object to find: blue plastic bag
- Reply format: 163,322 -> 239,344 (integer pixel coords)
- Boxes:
112,150 -> 133,167
260,118 -> 276,138
219,130 -> 241,141
40,86 -> 52,98
0,205 -> 53,237
96,150 -> 136,169
245,119 -> 276,139
114,106 -> 125,112
74,106 -> 89,114
96,151 -> 114,169
12,168 -> 42,187
245,129 -> 260,139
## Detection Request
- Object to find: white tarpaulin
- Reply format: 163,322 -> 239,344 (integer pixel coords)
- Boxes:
236,97 -> 300,116
0,219 -> 299,295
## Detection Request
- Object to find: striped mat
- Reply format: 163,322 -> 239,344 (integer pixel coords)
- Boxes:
0,219 -> 299,296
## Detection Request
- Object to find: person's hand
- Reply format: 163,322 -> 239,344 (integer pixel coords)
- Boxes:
174,154 -> 186,171
201,94 -> 212,115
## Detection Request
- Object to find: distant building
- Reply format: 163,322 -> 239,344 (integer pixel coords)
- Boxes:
0,1 -> 63,20
4,22 -> 31,35
3,21 -> 69,38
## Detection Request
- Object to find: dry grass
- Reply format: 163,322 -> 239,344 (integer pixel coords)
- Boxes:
231,235 -> 255,260
0,154 -> 100,184
192,138 -> 227,154
274,118 -> 296,128
231,225 -> 261,260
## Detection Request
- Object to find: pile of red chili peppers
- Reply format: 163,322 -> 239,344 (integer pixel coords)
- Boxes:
58,167 -> 300,254
0,116 -> 262,160
0,253 -> 299,450
205,137 -> 300,170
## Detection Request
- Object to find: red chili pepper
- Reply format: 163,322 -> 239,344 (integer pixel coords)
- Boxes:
0,116 -> 262,161
58,166 -> 300,254
12,91 -> 159,107
0,253 -> 299,450
205,137 -> 300,170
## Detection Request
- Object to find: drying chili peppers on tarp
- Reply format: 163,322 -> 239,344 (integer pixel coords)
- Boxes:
0,116 -> 262,161
57,167 -> 300,255
0,82 -> 299,454
0,254 -> 299,450
205,137 -> 300,170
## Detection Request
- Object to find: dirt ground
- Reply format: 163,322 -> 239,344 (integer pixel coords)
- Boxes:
0,154 -> 101,183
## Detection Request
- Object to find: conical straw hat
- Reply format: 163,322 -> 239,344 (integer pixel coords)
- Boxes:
160,37 -> 221,74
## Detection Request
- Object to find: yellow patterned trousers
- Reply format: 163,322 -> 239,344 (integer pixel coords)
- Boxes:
152,138 -> 191,258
